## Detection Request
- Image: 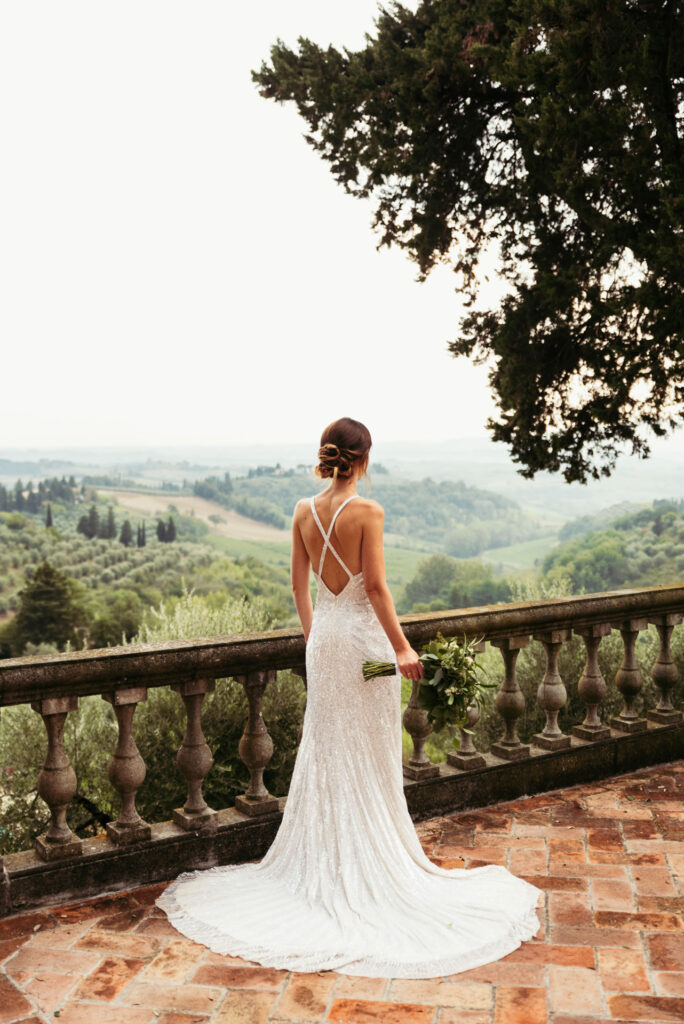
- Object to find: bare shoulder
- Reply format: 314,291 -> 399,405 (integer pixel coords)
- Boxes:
352,496 -> 384,522
292,497 -> 311,522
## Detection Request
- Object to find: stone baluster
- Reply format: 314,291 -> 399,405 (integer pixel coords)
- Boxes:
648,614 -> 683,723
572,624 -> 612,741
532,630 -> 571,750
447,640 -> 486,770
172,678 -> 217,831
403,677 -> 440,780
235,670 -> 279,815
447,700 -> 486,770
102,686 -> 151,844
31,696 -> 82,860
611,618 -> 648,733
491,637 -> 531,761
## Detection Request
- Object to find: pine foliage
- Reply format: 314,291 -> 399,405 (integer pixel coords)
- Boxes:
254,0 -> 684,481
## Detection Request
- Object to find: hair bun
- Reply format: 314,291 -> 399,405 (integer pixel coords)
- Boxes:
314,417 -> 372,481
316,442 -> 355,479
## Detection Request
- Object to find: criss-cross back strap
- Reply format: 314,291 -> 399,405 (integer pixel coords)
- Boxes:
310,494 -> 358,578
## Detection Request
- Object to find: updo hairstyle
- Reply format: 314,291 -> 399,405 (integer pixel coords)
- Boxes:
315,417 -> 372,480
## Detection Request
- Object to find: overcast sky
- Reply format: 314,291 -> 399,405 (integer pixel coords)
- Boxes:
0,1 -> 511,450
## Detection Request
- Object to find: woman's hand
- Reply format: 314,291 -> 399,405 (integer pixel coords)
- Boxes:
396,644 -> 423,682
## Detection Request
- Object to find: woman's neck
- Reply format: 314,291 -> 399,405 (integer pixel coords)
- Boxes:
327,477 -> 358,498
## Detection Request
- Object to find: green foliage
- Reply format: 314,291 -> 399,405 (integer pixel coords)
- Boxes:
507,572 -> 575,604
229,472 -> 545,555
88,589 -> 145,647
544,501 -> 684,593
133,581 -> 273,642
8,560 -> 87,654
400,553 -> 511,612
231,494 -> 287,530
156,516 -> 177,543
119,519 -> 133,547
0,503 -> 294,652
558,503 -> 645,541
254,0 -> 684,482
0,475 -> 75,514
193,474 -> 286,530
4,513 -> 27,531
76,505 -> 103,540
544,531 -> 630,593
81,474 -> 139,488
172,509 -> 210,540
417,634 -> 495,736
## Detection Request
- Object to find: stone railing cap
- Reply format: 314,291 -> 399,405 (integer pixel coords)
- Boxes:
2,584 -> 684,707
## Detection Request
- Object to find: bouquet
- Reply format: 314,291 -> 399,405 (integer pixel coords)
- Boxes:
363,633 -> 494,734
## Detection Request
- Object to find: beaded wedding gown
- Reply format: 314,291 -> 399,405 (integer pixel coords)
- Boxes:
156,494 -> 542,978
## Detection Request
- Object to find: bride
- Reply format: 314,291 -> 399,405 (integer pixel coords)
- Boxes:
156,417 -> 542,978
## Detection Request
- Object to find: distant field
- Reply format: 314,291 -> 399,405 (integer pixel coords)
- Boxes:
480,534 -> 559,572
98,488 -> 430,599
205,533 -> 426,601
383,546 -> 430,595
204,533 -> 291,566
98,489 -> 290,543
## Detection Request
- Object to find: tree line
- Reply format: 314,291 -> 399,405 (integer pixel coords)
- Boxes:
75,504 -> 176,547
225,472 -> 547,556
193,473 -> 287,530
0,476 -> 76,513
543,502 -> 684,594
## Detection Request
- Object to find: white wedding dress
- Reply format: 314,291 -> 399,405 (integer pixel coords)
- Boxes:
156,494 -> 542,978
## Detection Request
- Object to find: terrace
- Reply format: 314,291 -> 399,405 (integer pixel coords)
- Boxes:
1,585 -> 683,1022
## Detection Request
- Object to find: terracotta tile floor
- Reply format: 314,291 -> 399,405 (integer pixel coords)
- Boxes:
2,760 -> 684,1024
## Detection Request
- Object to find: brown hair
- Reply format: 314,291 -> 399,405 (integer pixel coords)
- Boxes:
314,417 -> 372,480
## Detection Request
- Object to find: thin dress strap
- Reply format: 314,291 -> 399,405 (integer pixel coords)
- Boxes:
310,494 -> 358,578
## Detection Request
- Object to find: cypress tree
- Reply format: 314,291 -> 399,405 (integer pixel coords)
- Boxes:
120,519 -> 133,547
107,506 -> 116,539
141,522 -> 146,547
87,504 -> 99,540
45,503 -> 53,528
14,480 -> 24,510
166,515 -> 176,542
156,519 -> 167,543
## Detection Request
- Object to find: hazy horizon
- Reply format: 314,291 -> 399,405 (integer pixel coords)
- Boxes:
2,432 -> 683,521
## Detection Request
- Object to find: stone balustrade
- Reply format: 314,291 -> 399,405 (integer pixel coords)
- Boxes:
1,584 -> 683,915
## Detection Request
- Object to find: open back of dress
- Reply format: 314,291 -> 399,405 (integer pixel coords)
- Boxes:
310,493 -> 361,596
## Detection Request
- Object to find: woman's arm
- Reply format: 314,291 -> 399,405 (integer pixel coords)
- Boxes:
291,503 -> 314,641
361,503 -> 423,681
